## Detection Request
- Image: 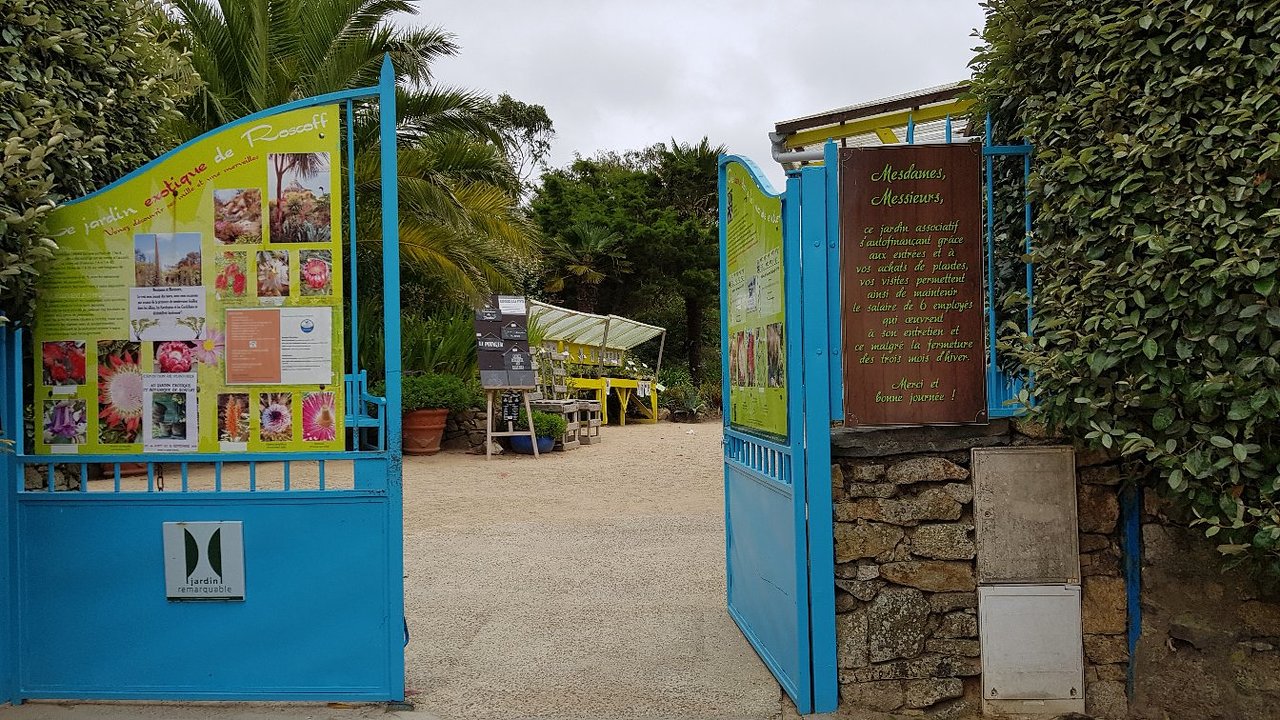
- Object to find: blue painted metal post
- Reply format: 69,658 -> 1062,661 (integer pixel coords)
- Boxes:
801,152 -> 838,713
824,142 -> 843,421
782,169 -> 813,713
1121,484 -> 1143,695
377,55 -> 406,700
0,327 -> 15,704
346,101 -> 360,377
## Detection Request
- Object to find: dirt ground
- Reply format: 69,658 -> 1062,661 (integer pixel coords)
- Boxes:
2,421 -> 786,720
403,420 -> 783,719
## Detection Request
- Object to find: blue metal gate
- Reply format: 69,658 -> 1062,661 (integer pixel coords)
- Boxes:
719,154 -> 838,714
0,59 -> 403,703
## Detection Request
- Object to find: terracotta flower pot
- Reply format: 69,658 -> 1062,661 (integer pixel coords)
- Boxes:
403,408 -> 450,455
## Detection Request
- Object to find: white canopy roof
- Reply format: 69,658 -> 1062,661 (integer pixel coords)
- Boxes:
528,300 -> 665,350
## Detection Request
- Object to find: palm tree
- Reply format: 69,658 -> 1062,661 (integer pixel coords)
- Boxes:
543,223 -> 630,313
163,0 -> 537,301
655,137 -> 725,378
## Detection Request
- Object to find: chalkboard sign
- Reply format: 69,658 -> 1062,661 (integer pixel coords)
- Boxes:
475,295 -> 535,388
838,144 -> 986,426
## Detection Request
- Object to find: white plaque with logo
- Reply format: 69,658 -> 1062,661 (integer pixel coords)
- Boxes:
162,521 -> 245,601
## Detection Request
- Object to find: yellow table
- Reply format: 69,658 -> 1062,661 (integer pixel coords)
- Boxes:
565,376 -> 659,425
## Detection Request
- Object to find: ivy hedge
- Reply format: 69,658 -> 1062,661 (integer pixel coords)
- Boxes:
972,1 -> 1280,573
0,0 -> 189,323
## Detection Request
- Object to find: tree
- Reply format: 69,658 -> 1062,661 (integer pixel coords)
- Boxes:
972,0 -> 1280,573
543,223 -> 630,313
651,138 -> 726,379
530,139 -> 725,379
165,0 -> 540,303
490,94 -> 555,202
0,0 -> 190,323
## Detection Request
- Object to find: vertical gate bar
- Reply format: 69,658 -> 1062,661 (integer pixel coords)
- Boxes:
47,464 -> 54,493
378,54 -> 407,700
346,100 -> 359,379
906,112 -> 915,144
180,462 -> 189,492
12,328 -> 22,455
249,462 -> 256,492
78,463 -> 87,492
945,114 -> 953,143
984,115 -> 998,409
716,152 -> 734,635
824,141 -> 843,420
113,464 -> 121,493
0,326 -> 7,443
804,150 -> 840,712
146,463 -> 154,493
1023,150 -> 1034,334
283,460 -> 291,491
318,460 -> 326,491
215,461 -> 222,492
783,167 -> 813,711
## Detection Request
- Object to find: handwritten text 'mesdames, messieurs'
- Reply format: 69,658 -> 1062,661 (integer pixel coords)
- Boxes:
869,163 -> 947,207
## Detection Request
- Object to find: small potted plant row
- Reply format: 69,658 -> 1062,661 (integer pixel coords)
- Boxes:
509,410 -> 568,455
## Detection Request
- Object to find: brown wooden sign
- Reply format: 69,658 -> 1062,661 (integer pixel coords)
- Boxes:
839,144 -> 986,426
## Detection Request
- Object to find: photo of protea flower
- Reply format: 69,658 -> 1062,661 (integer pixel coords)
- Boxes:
259,392 -> 293,442
43,399 -> 87,445
97,340 -> 143,444
192,328 -> 226,366
41,340 -> 86,386
154,341 -> 196,373
217,393 -> 250,443
257,250 -> 290,297
299,250 -> 332,296
302,392 -> 337,442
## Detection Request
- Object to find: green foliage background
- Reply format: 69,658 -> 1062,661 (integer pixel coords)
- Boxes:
0,0 -> 189,322
972,1 -> 1280,571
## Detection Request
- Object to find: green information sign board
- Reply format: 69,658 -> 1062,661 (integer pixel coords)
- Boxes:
725,162 -> 787,438
34,106 -> 345,454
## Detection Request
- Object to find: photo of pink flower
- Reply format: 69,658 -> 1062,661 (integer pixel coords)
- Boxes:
43,399 -> 87,445
299,250 -> 332,296
302,392 -> 337,441
153,341 -> 196,373
191,328 -> 226,367
259,392 -> 293,442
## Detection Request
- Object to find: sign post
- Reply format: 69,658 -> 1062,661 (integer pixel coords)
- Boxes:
838,144 -> 986,426
473,295 -> 539,458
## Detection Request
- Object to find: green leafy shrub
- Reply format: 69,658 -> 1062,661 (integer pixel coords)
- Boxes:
662,381 -> 708,421
972,1 -> 1280,572
0,0 -> 190,322
375,374 -> 481,414
517,410 -> 567,439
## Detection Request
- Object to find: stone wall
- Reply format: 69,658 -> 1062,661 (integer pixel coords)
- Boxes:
1131,501 -> 1280,719
831,421 -> 1129,718
441,408 -> 489,452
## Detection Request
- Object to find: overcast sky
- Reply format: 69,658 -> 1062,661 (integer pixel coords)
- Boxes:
402,1 -> 987,188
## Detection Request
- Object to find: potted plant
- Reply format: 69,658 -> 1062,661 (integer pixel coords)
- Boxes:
376,373 -> 481,455
510,410 -> 567,455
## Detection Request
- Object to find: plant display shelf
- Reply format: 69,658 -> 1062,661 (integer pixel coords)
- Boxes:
529,398 -> 581,451
566,376 -> 659,426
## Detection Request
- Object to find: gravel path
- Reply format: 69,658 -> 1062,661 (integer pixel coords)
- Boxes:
403,420 -> 782,719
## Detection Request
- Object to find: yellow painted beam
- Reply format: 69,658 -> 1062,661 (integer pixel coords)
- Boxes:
875,128 -> 900,144
784,98 -> 975,149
